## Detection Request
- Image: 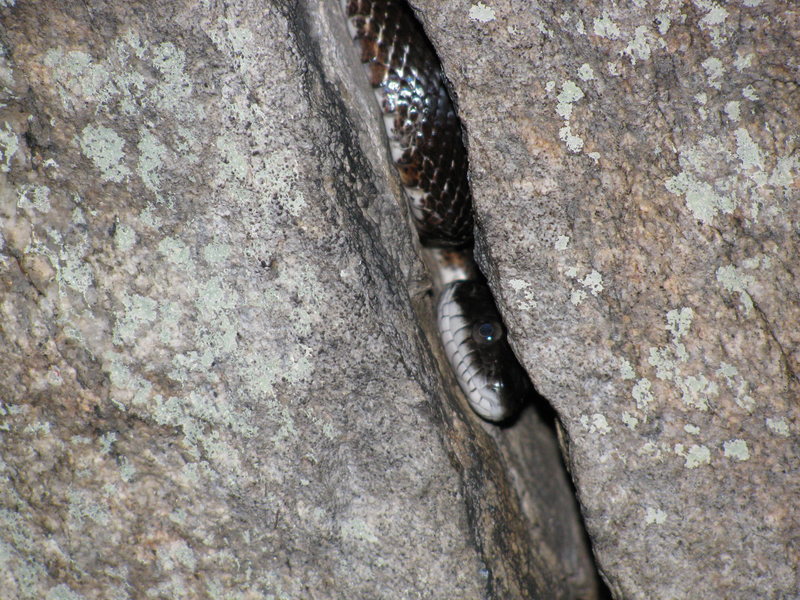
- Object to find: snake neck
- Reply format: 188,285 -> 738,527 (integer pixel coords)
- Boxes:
419,246 -> 481,298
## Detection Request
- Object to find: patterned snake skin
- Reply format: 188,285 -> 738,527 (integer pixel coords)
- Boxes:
342,0 -> 531,421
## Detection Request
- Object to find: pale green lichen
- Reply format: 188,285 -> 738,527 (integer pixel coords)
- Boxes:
564,267 -> 603,304
17,184 -> 51,213
0,509 -> 37,559
664,136 -> 736,224
623,26 -> 652,64
208,23 -> 259,81
593,11 -> 621,39
121,30 -> 147,61
98,431 -> 117,453
619,358 -> 636,380
621,412 -> 639,429
695,97 -> 708,120
694,0 -> 730,46
114,222 -> 136,252
577,64 -> 595,81
536,21 -> 553,37
655,13 -> 671,35
734,128 -> 764,172
679,374 -> 717,411
105,352 -> 153,409
59,242 -> 94,297
667,127 -> 794,223
701,57 -> 725,89
112,292 -> 158,346
156,540 -> 197,571
196,275 -> 239,323
1,544 -> 45,599
665,173 -> 731,224
644,506 -> 667,525
742,85 -> 759,101
683,444 -> 711,468
45,36 -> 203,201
632,378 -> 653,411
0,121 -> 18,172
118,456 -> 136,482
716,361 -> 755,412
716,264 -> 755,315
734,52 -> 754,71
768,155 -> 799,188
554,235 -> 570,250
723,438 -> 750,461
724,101 -> 741,122
168,508 -> 188,526
765,417 -> 789,437
203,243 -> 231,264
639,441 -> 665,460
157,300 -> 183,345
554,81 -> 586,151
138,204 -> 162,228
645,308 -> 723,413
148,42 -> 201,121
667,307 -> 694,341
648,339 -> 679,379
137,128 -> 168,193
717,362 -> 737,379
570,289 -> 587,305
684,424 -> 700,435
468,2 -> 496,23
79,124 -> 131,183
580,270 -> 603,296
67,489 -> 111,526
259,149 -> 307,217
559,124 -> 584,153
580,413 -> 610,435
699,2 -> 728,26
508,278 -> 537,310
214,135 -> 249,184
157,236 -> 191,267
556,80 -> 584,119
43,49 -> 113,110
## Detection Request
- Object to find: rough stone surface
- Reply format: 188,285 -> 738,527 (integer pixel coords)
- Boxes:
0,1 -> 598,599
409,0 -> 799,598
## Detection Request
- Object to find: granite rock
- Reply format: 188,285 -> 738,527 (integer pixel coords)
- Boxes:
0,1 -> 597,599
409,0 -> 799,598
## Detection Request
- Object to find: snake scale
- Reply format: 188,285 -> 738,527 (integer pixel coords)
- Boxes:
342,0 -> 532,421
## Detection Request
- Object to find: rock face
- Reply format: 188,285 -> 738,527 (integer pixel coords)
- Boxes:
407,0 -> 799,598
0,1 -> 598,599
2,0 -> 797,598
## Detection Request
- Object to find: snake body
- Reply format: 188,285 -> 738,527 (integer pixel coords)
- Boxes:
343,0 -> 531,421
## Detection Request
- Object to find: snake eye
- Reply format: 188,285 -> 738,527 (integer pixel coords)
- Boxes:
473,320 -> 503,345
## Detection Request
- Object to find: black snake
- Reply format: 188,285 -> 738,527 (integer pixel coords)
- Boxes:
342,0 -> 532,421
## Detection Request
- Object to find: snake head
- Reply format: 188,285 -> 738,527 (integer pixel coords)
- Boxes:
437,280 -> 531,422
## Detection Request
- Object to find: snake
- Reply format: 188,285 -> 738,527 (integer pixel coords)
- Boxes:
342,0 -> 532,421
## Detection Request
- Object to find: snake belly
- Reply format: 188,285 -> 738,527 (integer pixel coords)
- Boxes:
343,0 -> 531,421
